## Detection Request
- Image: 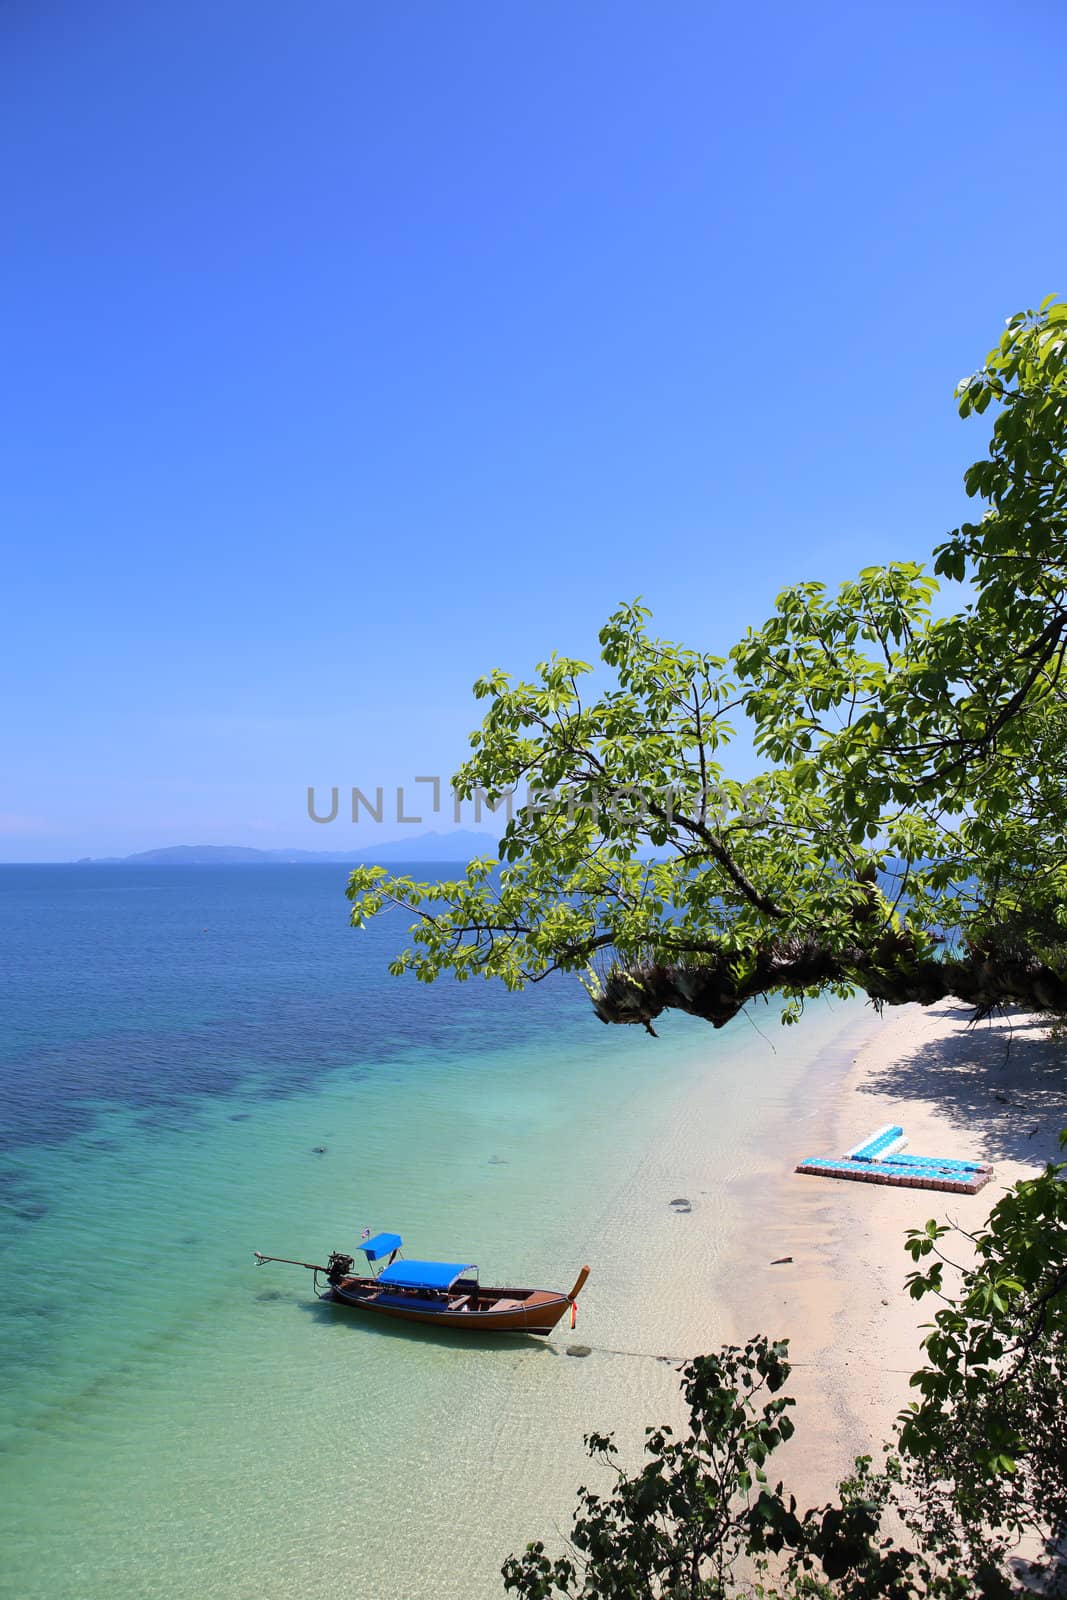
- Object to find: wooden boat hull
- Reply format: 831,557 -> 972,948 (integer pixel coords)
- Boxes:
327,1276 -> 576,1336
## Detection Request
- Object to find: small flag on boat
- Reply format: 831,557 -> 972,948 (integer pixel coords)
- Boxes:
570,1301 -> 577,1330
361,1228 -> 371,1239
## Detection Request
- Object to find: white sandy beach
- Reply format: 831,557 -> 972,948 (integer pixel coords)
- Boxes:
452,995 -> 1067,1593
713,999 -> 1066,1506
490,998 -> 1066,1589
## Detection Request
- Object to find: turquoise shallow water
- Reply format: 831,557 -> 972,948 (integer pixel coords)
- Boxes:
0,865 -> 858,1599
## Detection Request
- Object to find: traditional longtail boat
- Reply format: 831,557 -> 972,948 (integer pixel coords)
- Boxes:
254,1231 -> 590,1336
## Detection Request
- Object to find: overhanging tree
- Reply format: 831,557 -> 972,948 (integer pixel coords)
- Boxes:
347,299 -> 1067,1030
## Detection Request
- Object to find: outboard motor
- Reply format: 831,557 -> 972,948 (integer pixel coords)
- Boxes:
325,1251 -> 355,1286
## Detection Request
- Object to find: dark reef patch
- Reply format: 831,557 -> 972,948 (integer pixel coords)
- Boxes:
0,863 -> 598,1157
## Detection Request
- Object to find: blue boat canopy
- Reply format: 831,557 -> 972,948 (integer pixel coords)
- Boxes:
376,1259 -> 475,1292
360,1232 -> 402,1262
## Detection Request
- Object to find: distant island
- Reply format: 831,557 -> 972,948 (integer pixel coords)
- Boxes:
74,830 -> 498,866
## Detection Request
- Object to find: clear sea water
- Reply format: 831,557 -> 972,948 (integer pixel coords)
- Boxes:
0,865 -> 858,1600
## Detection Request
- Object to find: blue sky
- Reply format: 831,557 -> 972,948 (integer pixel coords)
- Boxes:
2,0 -> 1065,860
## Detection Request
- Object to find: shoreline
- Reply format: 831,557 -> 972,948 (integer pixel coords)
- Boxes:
4,981 -> 1060,1599
714,999 -> 1065,1504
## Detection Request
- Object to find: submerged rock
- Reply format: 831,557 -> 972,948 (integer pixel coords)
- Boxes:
21,1302 -> 54,1319
566,1344 -> 592,1358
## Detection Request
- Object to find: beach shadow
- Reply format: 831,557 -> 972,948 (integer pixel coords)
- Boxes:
859,1005 -> 1066,1165
295,1295 -> 558,1357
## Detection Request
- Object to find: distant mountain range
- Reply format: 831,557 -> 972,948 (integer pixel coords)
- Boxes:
75,830 -> 499,865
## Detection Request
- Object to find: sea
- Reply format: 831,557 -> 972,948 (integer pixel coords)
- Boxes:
0,865 -> 861,1600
